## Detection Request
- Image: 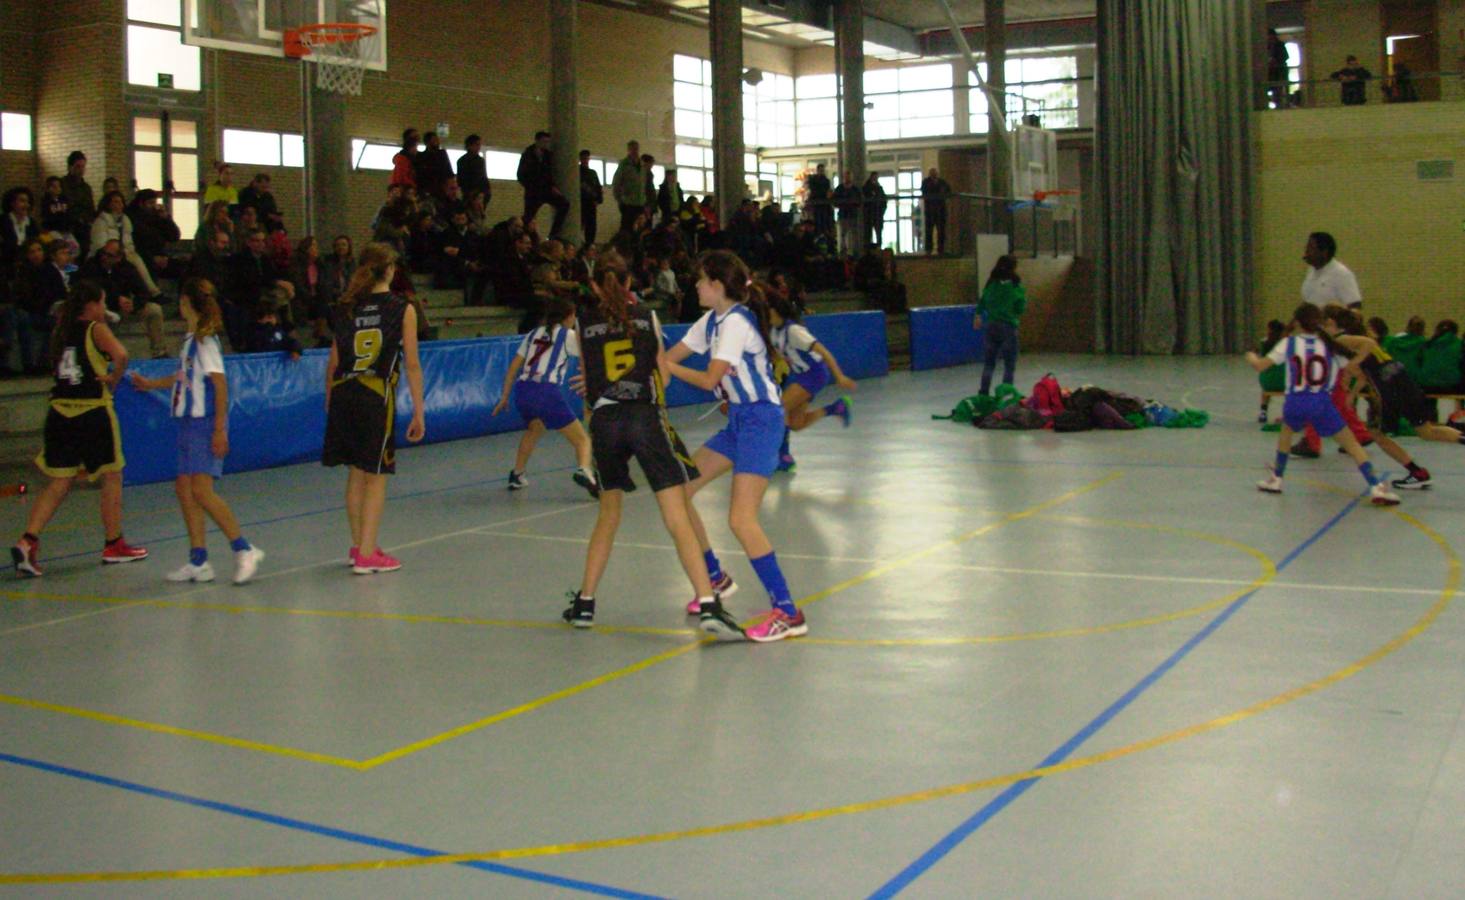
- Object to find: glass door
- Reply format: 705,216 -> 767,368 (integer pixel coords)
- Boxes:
132,112 -> 201,237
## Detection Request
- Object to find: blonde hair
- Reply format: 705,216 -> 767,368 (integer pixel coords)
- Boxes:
340,242 -> 398,308
180,278 -> 223,339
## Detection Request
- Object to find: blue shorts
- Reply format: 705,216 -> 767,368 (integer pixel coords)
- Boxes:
786,362 -> 831,398
1282,391 -> 1344,438
514,380 -> 577,431
176,416 -> 224,478
703,402 -> 785,478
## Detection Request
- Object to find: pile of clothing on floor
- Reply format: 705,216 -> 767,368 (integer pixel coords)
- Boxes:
935,374 -> 1210,431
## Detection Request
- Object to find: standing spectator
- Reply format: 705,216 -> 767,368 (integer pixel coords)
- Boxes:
60,151 -> 96,257
975,254 -> 1027,395
2,187 -> 39,276
1329,55 -> 1373,106
678,196 -> 707,254
517,130 -> 569,240
657,169 -> 684,227
390,128 -> 420,189
203,163 -> 239,208
127,190 -> 182,287
832,171 -> 862,256
417,131 -> 454,200
1266,29 -> 1290,107
610,140 -> 646,234
1301,231 -> 1362,309
1386,63 -> 1418,103
920,168 -> 952,255
39,177 -> 71,235
641,155 -> 658,223
91,190 -> 162,298
457,134 -> 490,207
700,194 -> 720,235
83,239 -> 167,358
578,149 -> 603,247
238,174 -> 284,232
862,172 -> 888,248
806,164 -> 833,240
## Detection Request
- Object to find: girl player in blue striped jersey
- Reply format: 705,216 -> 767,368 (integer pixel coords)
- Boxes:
492,295 -> 599,498
768,291 -> 855,473
1245,303 -> 1400,505
663,251 -> 805,642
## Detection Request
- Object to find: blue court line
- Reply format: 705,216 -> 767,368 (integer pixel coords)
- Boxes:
0,750 -> 662,897
867,493 -> 1364,898
36,463 -> 583,565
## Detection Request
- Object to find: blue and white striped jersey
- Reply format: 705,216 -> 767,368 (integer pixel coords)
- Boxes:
1266,334 -> 1338,395
681,305 -> 781,405
515,324 -> 579,385
771,322 -> 824,375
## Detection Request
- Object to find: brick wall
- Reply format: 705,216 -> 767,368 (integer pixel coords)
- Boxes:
0,0 -> 39,190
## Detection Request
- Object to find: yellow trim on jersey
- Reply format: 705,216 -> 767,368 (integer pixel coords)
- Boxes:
83,321 -> 113,402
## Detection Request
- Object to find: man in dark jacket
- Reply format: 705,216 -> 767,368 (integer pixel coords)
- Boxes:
83,240 -> 168,357
417,131 -> 455,200
517,130 -> 569,240
60,151 -> 96,257
920,168 -> 952,255
578,149 -> 602,247
238,174 -> 284,232
457,134 -> 491,206
862,173 -> 888,248
806,164 -> 833,241
127,190 -> 182,284
657,169 -> 683,227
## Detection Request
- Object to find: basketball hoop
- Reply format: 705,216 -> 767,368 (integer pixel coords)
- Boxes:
284,23 -> 378,96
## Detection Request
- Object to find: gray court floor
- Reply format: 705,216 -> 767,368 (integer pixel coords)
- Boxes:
2,354 -> 1463,898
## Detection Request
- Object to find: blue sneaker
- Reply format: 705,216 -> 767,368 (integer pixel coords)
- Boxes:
828,396 -> 853,428
775,454 -> 797,473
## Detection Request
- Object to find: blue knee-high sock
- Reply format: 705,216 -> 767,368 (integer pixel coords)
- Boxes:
189,547 -> 208,566
779,427 -> 791,458
750,552 -> 796,617
1274,451 -> 1289,477
703,549 -> 725,583
1359,461 -> 1378,486
230,536 -> 252,553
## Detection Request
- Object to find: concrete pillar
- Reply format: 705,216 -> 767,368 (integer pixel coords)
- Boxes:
1251,0 -> 1270,110
836,0 -> 866,249
984,0 -> 1011,234
305,82 -> 350,244
709,0 -> 744,226
550,0 -> 581,245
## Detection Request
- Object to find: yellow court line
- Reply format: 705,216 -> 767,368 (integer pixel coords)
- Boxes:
6,502 -> 1455,884
0,474 -> 1120,771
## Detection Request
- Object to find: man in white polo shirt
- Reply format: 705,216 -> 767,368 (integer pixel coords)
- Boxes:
1301,231 -> 1362,309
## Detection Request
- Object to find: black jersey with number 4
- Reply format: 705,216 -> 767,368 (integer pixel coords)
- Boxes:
331,292 -> 406,385
51,320 -> 110,404
579,304 -> 663,406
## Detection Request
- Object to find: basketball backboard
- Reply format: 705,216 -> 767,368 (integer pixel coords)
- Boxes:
182,0 -> 386,70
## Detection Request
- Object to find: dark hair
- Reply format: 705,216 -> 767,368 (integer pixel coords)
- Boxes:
67,150 -> 86,167
578,148 -> 591,157
1366,316 -> 1388,340
1433,319 -> 1459,339
1265,319 -> 1286,340
535,130 -> 551,140
542,295 -> 575,329
698,249 -> 773,355
401,128 -> 419,148
45,175 -> 61,187
1406,316 -> 1425,337
340,242 -> 397,309
1292,303 -> 1352,360
45,239 -> 71,262
986,254 -> 1020,287
1308,231 -> 1337,260
97,190 -> 126,217
1323,304 -> 1363,336
3,186 -> 34,214
465,133 -> 481,147
51,279 -> 105,361
18,237 -> 44,264
767,287 -> 801,325
332,234 -> 353,255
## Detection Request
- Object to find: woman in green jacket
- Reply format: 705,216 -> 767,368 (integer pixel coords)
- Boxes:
975,255 -> 1026,395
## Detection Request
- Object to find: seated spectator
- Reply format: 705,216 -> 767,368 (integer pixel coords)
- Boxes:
1366,316 -> 1389,344
646,218 -> 685,261
203,162 -> 239,208
91,191 -> 163,299
649,255 -> 678,308
83,239 -> 167,357
372,191 -> 413,257
434,207 -> 476,290
1419,320 -> 1463,392
493,230 -> 536,329
406,209 -> 438,274
39,177 -> 71,236
127,190 -> 182,286
3,239 -> 62,373
248,304 -> 302,357
700,194 -> 719,234
268,225 -> 293,272
226,229 -> 294,350
238,173 -> 284,232
3,188 -> 40,277
189,229 -> 235,295
195,200 -> 234,247
852,245 -> 906,312
678,196 -> 707,254
464,189 -> 490,236
434,176 -> 465,225
231,206 -> 262,254
313,235 -> 354,346
289,236 -> 323,335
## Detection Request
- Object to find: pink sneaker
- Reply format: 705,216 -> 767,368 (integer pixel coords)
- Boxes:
347,546 -> 360,567
352,549 -> 401,575
686,572 -> 737,614
744,608 -> 807,643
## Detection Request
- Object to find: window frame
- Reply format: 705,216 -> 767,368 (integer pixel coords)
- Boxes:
126,0 -> 202,94
0,112 -> 33,152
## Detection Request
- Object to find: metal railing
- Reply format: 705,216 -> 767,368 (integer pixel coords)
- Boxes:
1261,70 -> 1463,110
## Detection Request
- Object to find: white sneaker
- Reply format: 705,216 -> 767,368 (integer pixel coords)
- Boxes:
1369,483 -> 1401,506
1257,474 -> 1283,494
233,547 -> 265,584
166,561 -> 215,582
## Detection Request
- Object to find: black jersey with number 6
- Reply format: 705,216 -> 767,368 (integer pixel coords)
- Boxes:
330,292 -> 406,387
579,304 -> 661,406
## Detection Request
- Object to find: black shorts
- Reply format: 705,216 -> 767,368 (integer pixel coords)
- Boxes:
322,379 -> 397,475
1372,363 -> 1431,430
589,402 -> 699,493
38,403 -> 124,479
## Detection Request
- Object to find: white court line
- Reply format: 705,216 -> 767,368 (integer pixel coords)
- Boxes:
470,530 -> 1444,597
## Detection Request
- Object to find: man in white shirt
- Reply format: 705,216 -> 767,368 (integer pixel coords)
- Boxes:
1301,231 -> 1362,309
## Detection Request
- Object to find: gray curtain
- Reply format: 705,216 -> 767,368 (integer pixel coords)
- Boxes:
1095,0 -> 1255,354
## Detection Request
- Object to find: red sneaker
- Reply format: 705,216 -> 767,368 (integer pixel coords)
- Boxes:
101,540 -> 149,565
12,538 -> 42,577
352,549 -> 402,575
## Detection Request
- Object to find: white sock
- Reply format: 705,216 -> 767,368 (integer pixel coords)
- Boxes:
696,595 -> 714,607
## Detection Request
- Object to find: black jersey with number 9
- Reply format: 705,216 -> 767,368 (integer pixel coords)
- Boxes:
331,292 -> 406,386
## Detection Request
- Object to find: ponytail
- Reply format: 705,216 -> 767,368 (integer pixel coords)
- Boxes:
51,279 -> 105,363
340,242 -> 397,309
181,277 -> 224,339
591,249 -> 634,328
1292,303 -> 1353,361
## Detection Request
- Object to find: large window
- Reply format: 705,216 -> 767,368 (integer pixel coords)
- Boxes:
743,71 -> 795,149
794,74 -> 839,146
0,112 -> 32,152
863,64 -> 955,140
673,54 -> 714,141
222,129 -> 305,168
133,114 -> 200,235
970,55 -> 1079,132
126,0 -> 201,92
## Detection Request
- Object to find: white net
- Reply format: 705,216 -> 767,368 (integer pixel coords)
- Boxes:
299,25 -> 378,96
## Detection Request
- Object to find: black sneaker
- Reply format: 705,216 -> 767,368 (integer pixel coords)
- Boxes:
1290,441 -> 1320,459
1392,471 -> 1432,490
572,467 -> 600,499
561,591 -> 594,628
507,469 -> 528,490
698,597 -> 745,641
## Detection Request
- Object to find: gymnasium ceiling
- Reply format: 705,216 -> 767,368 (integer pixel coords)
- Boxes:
860,1 -> 1096,32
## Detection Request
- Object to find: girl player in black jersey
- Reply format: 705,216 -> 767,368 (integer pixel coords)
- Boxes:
562,250 -> 742,639
322,243 -> 426,574
13,280 -> 148,576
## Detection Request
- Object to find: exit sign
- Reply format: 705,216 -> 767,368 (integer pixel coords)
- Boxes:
158,73 -> 174,89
